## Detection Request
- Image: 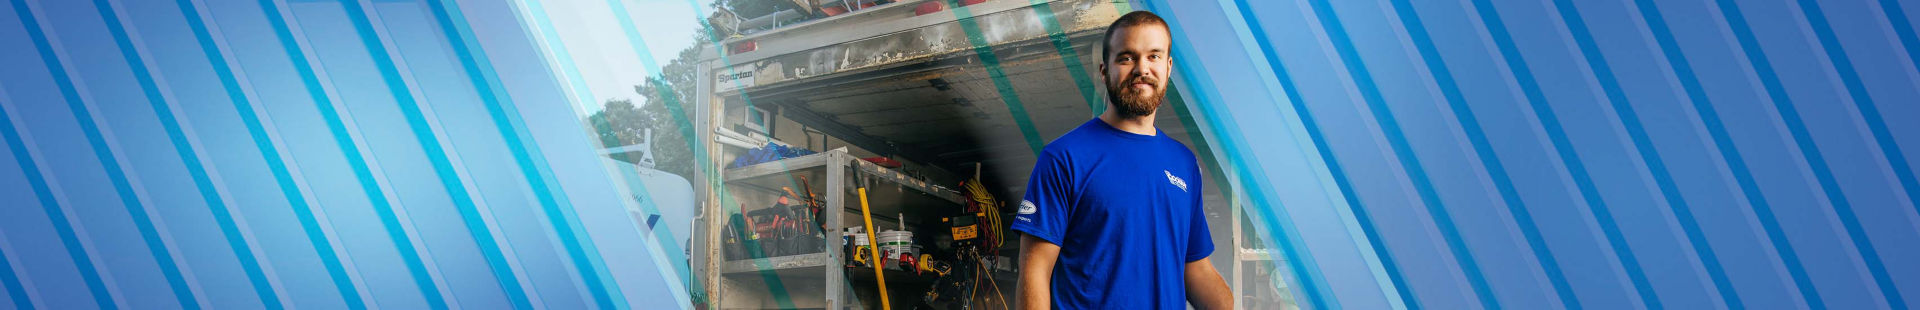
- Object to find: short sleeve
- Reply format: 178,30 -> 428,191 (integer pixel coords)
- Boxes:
1010,150 -> 1072,246
1185,170 -> 1214,262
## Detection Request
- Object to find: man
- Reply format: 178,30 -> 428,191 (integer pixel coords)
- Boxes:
1010,10 -> 1232,310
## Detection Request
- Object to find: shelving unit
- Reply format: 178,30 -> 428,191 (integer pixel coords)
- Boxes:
714,150 -> 967,309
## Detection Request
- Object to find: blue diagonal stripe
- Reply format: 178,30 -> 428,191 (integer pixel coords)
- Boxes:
1788,0 -> 1909,307
1630,0 -> 1821,307
1548,0 -> 1742,308
332,0 -> 532,307
1383,0 -> 1580,307
0,236 -> 29,310
12,0 -> 199,308
1212,1 -> 1398,308
1466,0 -> 1661,307
172,0 -> 301,306
255,0 -> 390,307
421,0 -> 625,307
1301,0 -> 1502,307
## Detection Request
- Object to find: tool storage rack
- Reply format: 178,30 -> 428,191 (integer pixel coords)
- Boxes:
715,149 -> 965,309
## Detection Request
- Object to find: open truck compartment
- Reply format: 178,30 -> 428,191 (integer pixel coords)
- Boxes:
679,1 -> 1285,308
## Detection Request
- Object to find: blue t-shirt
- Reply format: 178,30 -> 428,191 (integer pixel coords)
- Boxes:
1010,119 -> 1213,309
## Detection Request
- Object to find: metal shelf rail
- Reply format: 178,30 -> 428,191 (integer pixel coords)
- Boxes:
714,149 -> 964,309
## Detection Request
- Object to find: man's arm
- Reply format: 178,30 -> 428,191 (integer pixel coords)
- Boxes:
1017,234 -> 1061,310
1186,257 -> 1233,310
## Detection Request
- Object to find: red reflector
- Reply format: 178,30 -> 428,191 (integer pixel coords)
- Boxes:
961,0 -> 987,6
914,1 -> 945,15
729,41 -> 757,54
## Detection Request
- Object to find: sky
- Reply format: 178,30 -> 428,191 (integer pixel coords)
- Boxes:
537,0 -> 704,114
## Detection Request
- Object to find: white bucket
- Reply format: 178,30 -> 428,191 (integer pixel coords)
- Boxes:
878,230 -> 914,259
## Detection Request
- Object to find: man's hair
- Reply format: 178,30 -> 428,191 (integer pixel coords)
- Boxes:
1102,10 -> 1170,64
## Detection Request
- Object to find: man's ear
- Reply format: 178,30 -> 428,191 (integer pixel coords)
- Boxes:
1098,62 -> 1107,77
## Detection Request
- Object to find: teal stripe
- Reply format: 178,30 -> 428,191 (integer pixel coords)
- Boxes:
95,0 -> 233,307
1027,0 -> 1104,116
948,0 -> 1045,154
255,0 -> 401,307
506,2 -> 658,307
678,0 -> 799,307
172,0 -> 297,307
1139,2 -> 1345,308
421,0 -> 627,308
332,0 -> 534,307
597,0 -> 701,303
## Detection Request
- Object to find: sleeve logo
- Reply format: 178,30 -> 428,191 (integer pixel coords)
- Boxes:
1019,200 -> 1038,215
1165,170 -> 1188,192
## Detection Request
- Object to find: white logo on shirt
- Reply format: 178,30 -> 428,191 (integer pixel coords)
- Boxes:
1019,200 -> 1038,214
1166,170 -> 1188,192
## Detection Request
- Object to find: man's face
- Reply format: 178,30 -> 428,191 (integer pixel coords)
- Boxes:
1101,24 -> 1172,118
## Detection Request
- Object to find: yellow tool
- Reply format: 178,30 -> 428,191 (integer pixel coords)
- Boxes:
916,254 -> 950,276
857,187 -> 891,310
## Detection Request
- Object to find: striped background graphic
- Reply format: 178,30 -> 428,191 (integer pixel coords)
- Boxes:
0,0 -> 1916,309
1149,0 -> 1920,308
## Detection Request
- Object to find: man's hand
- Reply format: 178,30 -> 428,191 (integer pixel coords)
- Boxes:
1186,257 -> 1233,310
1017,235 -> 1061,310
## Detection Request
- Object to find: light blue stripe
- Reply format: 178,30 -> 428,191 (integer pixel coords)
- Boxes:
332,0 -> 533,307
1149,1 -> 1344,308
1630,0 -> 1819,307
1381,0 -> 1578,307
1301,0 -> 1500,307
596,0 -> 699,304
1709,0 -> 1860,308
1466,0 -> 1659,307
1548,0 -> 1739,308
255,0 -> 388,307
0,101 -> 93,310
172,0 -> 296,307
420,0 -> 625,307
677,0 -> 799,307
97,0 -> 280,307
12,0 -> 192,308
0,235 -> 28,310
1789,0 -> 1908,307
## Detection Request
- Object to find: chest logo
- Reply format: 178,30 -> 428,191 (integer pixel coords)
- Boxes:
1165,170 -> 1188,192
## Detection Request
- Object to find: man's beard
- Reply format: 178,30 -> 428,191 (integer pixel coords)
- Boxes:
1107,76 -> 1165,118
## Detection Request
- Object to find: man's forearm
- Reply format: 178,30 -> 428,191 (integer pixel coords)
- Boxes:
1018,235 -> 1060,310
1186,258 -> 1233,310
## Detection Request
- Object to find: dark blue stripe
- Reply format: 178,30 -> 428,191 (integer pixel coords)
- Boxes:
332,0 -> 531,308
1790,0 -> 1909,308
421,0 -> 622,307
1549,1 -> 1741,308
255,0 -> 378,307
1383,0 -> 1580,307
171,0 -> 291,307
1631,0 -> 1822,307
1710,0 -> 1862,308
1870,0 -> 1920,212
1223,0 -> 1400,308
1150,3 -> 1340,307
1466,0 -> 1661,307
1302,0 -> 1501,308
0,237 -> 29,310
97,0 -> 298,307
13,0 -> 185,308
0,26 -> 118,310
